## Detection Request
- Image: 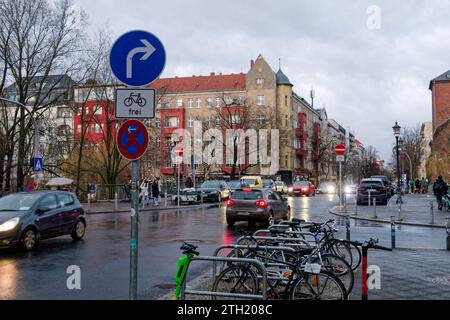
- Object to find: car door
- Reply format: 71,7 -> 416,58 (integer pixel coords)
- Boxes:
35,194 -> 63,238
267,191 -> 281,219
57,193 -> 79,234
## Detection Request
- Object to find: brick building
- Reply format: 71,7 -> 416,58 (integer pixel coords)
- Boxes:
429,70 -> 450,133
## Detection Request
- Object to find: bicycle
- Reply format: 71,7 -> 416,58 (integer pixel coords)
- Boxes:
124,92 -> 146,107
172,242 -> 199,300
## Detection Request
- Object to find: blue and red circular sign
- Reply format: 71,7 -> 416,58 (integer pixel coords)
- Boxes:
117,120 -> 149,160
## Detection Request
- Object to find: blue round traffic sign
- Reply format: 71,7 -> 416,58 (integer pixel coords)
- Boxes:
110,30 -> 166,87
117,120 -> 149,160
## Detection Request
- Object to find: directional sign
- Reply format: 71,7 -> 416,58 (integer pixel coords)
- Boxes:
109,30 -> 166,87
335,144 -> 346,156
336,155 -> 345,162
33,157 -> 43,172
115,88 -> 156,119
116,120 -> 149,160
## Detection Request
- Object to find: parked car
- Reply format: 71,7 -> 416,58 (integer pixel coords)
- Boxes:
262,179 -> 275,189
226,188 -> 290,227
197,181 -> 230,202
0,191 -> 86,251
226,180 -> 244,192
288,180 -> 316,197
371,175 -> 394,197
172,188 -> 200,205
316,182 -> 337,194
240,176 -> 264,189
273,181 -> 288,194
357,178 -> 389,205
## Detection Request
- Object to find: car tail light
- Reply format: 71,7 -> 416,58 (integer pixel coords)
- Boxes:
243,188 -> 252,192
226,199 -> 234,207
256,200 -> 268,208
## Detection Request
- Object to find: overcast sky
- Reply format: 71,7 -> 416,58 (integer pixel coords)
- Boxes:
74,0 -> 450,161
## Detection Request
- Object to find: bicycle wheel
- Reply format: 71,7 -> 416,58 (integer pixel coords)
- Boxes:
138,97 -> 146,106
290,270 -> 348,300
212,265 -> 258,300
124,97 -> 133,107
328,239 -> 361,271
312,254 -> 354,294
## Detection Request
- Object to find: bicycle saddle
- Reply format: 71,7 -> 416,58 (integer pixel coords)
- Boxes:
180,242 -> 199,255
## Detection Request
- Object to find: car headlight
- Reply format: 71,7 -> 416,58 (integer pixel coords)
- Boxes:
0,217 -> 20,232
288,187 -> 294,192
345,186 -> 352,194
328,186 -> 335,193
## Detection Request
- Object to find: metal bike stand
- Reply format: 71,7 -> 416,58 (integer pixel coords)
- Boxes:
390,216 -> 396,249
181,256 -> 268,300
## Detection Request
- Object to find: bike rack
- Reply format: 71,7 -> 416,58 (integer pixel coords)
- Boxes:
236,235 -> 312,248
181,256 -> 268,300
212,244 -> 298,277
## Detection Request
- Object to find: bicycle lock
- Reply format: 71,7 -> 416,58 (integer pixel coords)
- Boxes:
346,215 -> 351,241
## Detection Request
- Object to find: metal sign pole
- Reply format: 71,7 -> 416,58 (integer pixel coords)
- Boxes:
177,162 -> 181,207
339,161 -> 342,207
130,159 -> 140,300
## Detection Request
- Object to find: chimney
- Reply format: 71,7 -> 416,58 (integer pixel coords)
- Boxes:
210,72 -> 215,76
250,59 -> 255,68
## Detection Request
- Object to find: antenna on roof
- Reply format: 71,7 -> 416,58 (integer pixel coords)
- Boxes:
278,58 -> 281,70
310,85 -> 315,107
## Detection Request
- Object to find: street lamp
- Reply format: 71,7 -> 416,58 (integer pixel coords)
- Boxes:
392,121 -> 403,204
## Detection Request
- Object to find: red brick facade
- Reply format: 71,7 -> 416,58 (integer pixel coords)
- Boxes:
430,76 -> 450,133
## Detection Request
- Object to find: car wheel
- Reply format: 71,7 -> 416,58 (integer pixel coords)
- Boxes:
20,228 -> 37,251
71,220 -> 86,241
226,219 -> 235,227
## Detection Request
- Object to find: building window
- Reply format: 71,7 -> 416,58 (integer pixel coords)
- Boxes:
176,99 -> 183,107
237,96 -> 245,105
94,107 -> 102,115
187,116 -> 194,128
77,124 -> 82,133
256,95 -> 265,106
257,114 -> 265,126
256,78 -> 264,86
206,98 -> 213,108
215,97 -> 221,107
156,137 -> 160,148
285,155 -> 288,168
195,116 -> 202,127
228,114 -> 241,125
85,107 -> 89,115
155,118 -> 161,128
57,107 -> 71,118
188,98 -> 194,108
206,116 -> 212,127
164,100 -> 173,108
285,96 -> 288,107
225,96 -> 233,105
215,116 -> 221,126
196,98 -> 202,108
164,116 -> 179,128
285,115 -> 289,127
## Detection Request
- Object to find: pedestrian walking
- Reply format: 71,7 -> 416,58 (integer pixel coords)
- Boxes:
420,177 -> 426,194
26,180 -> 35,192
139,179 -> 149,205
415,178 -> 421,194
409,179 -> 415,194
152,179 -> 160,206
433,176 -> 448,211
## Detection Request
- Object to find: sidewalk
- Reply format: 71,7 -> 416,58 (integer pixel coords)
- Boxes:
332,194 -> 450,228
82,200 -> 219,214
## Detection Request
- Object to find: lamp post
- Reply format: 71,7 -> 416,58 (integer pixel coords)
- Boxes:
392,122 -> 402,204
0,97 -> 41,186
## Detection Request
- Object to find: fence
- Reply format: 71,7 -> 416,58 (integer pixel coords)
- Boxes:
95,184 -> 130,202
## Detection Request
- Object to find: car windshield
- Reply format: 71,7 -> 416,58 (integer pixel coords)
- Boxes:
0,193 -> 42,211
201,181 -> 220,188
227,181 -> 241,188
275,182 -> 284,186
232,190 -> 263,200
320,183 -> 334,188
241,178 -> 256,185
263,180 -> 273,186
361,181 -> 383,188
294,181 -> 309,187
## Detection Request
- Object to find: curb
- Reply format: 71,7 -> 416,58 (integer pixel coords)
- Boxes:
84,203 -> 219,215
329,206 -> 447,229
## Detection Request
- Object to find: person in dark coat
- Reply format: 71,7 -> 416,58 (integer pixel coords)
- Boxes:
433,176 -> 448,211
152,180 -> 160,206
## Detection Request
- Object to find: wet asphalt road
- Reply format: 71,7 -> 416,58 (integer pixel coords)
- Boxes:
0,194 -> 447,300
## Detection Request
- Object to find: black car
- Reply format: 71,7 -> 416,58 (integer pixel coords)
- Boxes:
0,191 -> 86,251
357,179 -> 389,205
197,181 -> 230,202
371,175 -> 394,197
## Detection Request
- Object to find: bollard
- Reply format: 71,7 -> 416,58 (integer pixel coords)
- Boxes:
164,191 -> 167,207
354,200 -> 358,216
397,202 -> 403,221
391,216 -> 396,249
368,191 -> 372,207
372,198 -> 377,218
87,193 -> 91,210
346,215 -> 351,241
430,201 -> 434,225
446,218 -> 450,251
115,192 -> 118,210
